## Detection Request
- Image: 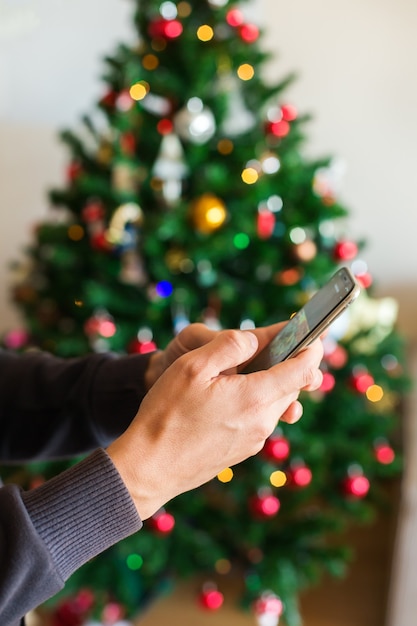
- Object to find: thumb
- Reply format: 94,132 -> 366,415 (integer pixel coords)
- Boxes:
188,329 -> 258,377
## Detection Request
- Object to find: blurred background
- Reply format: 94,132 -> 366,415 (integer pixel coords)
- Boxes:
1,0 -> 416,340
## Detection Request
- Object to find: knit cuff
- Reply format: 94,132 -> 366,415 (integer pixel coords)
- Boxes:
21,448 -> 142,581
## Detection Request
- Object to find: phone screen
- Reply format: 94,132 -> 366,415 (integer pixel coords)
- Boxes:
244,267 -> 360,371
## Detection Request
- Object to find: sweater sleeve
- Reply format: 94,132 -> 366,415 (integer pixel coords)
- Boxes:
0,448 -> 142,626
0,349 -> 153,462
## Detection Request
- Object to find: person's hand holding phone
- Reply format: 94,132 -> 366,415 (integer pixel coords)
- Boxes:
107,329 -> 323,520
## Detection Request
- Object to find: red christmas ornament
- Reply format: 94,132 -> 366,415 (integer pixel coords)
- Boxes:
102,601 -> 125,624
257,210 -> 276,239
239,23 -> 259,43
120,131 -> 136,156
66,161 -> 82,182
128,338 -> 157,354
149,510 -> 175,534
199,586 -> 224,611
280,103 -> 298,121
333,239 -> 358,261
82,200 -> 105,223
356,271 -> 373,289
262,435 -> 290,463
343,473 -> 370,498
250,491 -> 280,518
157,118 -> 174,135
351,370 -> 374,393
374,441 -> 395,464
226,8 -> 244,27
90,231 -> 111,252
253,592 -> 284,622
148,17 -> 183,39
287,463 -> 313,488
319,371 -> 336,393
325,344 -> 348,369
100,89 -> 118,109
265,119 -> 290,138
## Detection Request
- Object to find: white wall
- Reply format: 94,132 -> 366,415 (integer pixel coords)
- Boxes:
0,0 -> 416,338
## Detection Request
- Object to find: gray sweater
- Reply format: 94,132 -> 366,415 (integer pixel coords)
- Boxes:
0,349 -> 152,626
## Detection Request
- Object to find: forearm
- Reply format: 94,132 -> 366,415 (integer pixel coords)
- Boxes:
0,349 -> 153,462
0,448 -> 142,626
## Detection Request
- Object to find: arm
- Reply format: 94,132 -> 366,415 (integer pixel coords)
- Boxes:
0,349 -> 152,462
0,449 -> 142,626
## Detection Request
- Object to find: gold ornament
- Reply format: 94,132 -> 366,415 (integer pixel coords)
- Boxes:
191,193 -> 227,234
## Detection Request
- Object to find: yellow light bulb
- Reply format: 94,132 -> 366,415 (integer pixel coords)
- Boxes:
366,384 -> 384,402
129,81 -> 149,101
270,470 -> 287,488
142,54 -> 159,70
241,167 -> 259,184
237,63 -> 255,81
217,467 -> 233,483
197,24 -> 214,41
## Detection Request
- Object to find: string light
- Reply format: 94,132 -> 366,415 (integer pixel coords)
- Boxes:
129,81 -> 149,101
241,167 -> 258,184
67,224 -> 84,241
197,24 -> 214,41
270,470 -> 287,488
142,54 -> 159,70
217,138 -> 234,154
237,63 -> 254,81
217,467 -> 234,482
366,384 -> 384,402
233,232 -> 250,249
126,553 -> 143,571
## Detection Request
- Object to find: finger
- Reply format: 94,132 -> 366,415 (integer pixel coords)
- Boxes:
182,329 -> 258,378
246,338 -> 323,399
177,323 -> 219,352
280,400 -> 303,424
248,321 -> 288,353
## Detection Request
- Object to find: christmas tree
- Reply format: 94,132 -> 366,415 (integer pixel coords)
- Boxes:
2,0 -> 409,625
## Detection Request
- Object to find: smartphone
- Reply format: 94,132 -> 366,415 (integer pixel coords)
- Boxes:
243,266 -> 360,372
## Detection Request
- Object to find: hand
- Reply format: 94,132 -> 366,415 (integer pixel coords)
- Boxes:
107,329 -> 323,519
145,323 -> 219,390
145,321 -> 292,389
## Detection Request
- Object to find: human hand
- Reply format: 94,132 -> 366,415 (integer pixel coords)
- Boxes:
107,329 -> 323,519
145,321 -> 292,389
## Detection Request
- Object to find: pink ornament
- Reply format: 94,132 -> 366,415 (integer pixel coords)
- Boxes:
239,23 -> 259,43
333,239 -> 358,261
250,492 -> 280,518
3,328 -> 29,350
149,510 -> 175,534
257,210 -> 276,239
226,8 -> 244,27
198,585 -> 224,611
253,592 -> 283,626
265,119 -> 290,138
343,474 -> 370,498
262,435 -> 290,463
351,370 -> 374,393
280,104 -> 298,121
319,371 -> 336,393
374,442 -> 395,464
288,463 -> 313,488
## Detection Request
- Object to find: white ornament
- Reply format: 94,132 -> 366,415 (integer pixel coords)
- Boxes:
153,133 -> 188,205
217,73 -> 256,136
174,98 -> 216,144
